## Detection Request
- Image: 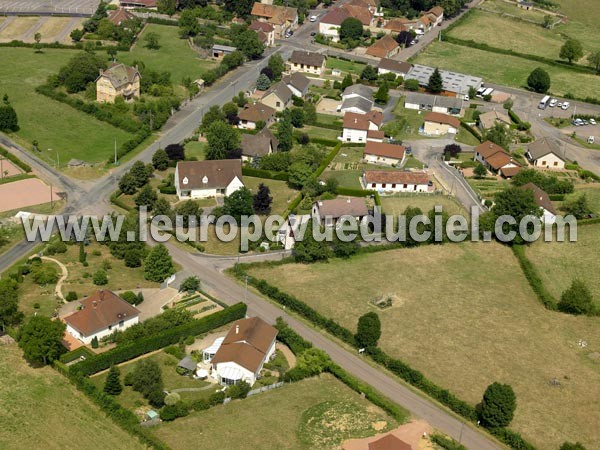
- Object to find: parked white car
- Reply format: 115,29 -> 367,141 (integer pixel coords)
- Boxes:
590,118 -> 597,125
561,102 -> 570,110
588,136 -> 595,144
549,98 -> 558,107
309,15 -> 318,22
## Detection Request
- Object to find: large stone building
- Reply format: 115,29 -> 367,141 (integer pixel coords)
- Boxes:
95,63 -> 140,103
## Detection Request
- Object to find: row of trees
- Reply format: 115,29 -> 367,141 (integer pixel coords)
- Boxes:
0,95 -> 19,132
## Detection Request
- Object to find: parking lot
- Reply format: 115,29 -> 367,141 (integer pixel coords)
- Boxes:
0,0 -> 98,16
0,15 -> 84,43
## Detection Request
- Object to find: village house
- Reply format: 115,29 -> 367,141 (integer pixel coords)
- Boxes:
238,102 -> 276,130
261,81 -> 293,112
282,72 -> 310,98
277,213 -> 311,250
64,290 -> 140,345
211,44 -> 236,60
422,112 -> 460,135
342,3 -> 374,27
119,0 -> 156,9
363,141 -> 406,166
474,140 -> 521,176
340,84 -> 374,115
366,34 -> 401,59
377,59 -> 412,78
426,6 -> 444,26
208,317 -> 278,386
342,110 -> 384,143
251,2 -> 298,39
175,160 -> 244,200
95,63 -> 140,103
249,20 -> 275,47
526,137 -> 566,169
312,197 -> 370,227
241,127 -> 279,163
288,50 -> 327,76
478,110 -> 512,131
319,7 -> 350,42
404,92 -> 463,115
383,18 -> 408,33
107,8 -> 135,26
363,170 -> 430,194
521,183 -> 558,224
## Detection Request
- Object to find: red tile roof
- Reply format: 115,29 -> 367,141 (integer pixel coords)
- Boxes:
321,7 -> 350,26
424,111 -> 460,129
343,110 -> 383,130
521,183 -> 557,214
364,141 -> 406,160
364,170 -> 429,185
475,140 -> 506,159
249,20 -> 274,33
366,34 -> 400,58
368,434 -> 413,450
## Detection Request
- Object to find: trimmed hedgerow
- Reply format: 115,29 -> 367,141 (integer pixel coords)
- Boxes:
511,245 -> 558,310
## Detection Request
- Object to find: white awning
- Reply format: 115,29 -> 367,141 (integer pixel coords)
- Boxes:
218,366 -> 243,381
203,337 -> 225,355
196,368 -> 209,378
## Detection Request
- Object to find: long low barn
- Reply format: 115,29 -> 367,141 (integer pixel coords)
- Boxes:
363,170 -> 431,194
404,64 -> 482,96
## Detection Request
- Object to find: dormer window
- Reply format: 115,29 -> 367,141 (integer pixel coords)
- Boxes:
182,176 -> 189,185
202,175 -> 208,184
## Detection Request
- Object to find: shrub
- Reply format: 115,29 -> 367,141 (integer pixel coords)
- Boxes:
147,389 -> 166,408
164,392 -> 181,406
558,279 -> 595,315
93,270 -> 108,286
208,391 -> 225,406
66,291 -> 78,302
226,381 -> 251,399
355,312 -> 381,348
480,382 -> 517,428
160,403 -> 189,421
184,335 -> 195,346
120,291 -> 138,305
91,336 -> 99,349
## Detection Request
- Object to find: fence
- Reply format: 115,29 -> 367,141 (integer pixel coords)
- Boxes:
247,381 -> 284,397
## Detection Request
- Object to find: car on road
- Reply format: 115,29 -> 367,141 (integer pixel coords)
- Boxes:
549,98 -> 558,107
588,136 -> 595,144
590,118 -> 597,125
309,15 -> 318,22
410,40 -> 418,45
562,102 -> 570,110
310,31 -> 316,36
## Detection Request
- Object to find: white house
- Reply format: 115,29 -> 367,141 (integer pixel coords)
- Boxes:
526,137 -> 566,169
423,112 -> 460,135
319,7 -> 349,42
287,50 -> 326,76
474,141 -> 521,175
521,183 -> 558,224
208,317 -> 278,386
175,160 -> 244,200
363,141 -> 406,166
340,84 -> 374,115
64,290 -> 140,345
282,72 -> 310,98
363,170 -> 431,194
377,59 -> 412,78
312,197 -> 369,227
342,110 -> 384,143
238,102 -> 276,130
277,213 -> 311,250
404,92 -> 463,116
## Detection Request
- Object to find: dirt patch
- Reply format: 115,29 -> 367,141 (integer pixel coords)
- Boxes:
371,421 -> 387,431
276,342 -> 297,368
317,98 -> 342,116
0,178 -> 60,213
0,159 -> 24,177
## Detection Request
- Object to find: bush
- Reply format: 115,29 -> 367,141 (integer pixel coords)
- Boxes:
93,270 -> 108,286
480,382 -> 516,428
226,381 -> 251,399
147,389 -> 166,408
164,392 -> 181,406
120,291 -> 138,305
431,434 -> 467,450
208,391 -> 226,406
66,291 -> 78,302
160,403 -> 189,421
558,279 -> 595,315
184,335 -> 195,346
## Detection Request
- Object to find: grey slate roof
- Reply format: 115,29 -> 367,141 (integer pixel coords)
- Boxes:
341,96 -> 373,113
405,64 -> 482,94
527,137 -> 565,161
404,92 -> 463,110
342,83 -> 373,101
262,81 -> 293,104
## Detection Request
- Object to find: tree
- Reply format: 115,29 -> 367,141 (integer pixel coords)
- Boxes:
293,220 -> 330,263
233,29 -> 265,59
543,14 -> 553,29
18,316 -> 65,365
131,359 -> 164,398
157,0 -> 177,15
560,443 -> 587,450
93,269 -> 108,285
396,30 -> 414,47
119,172 -> 138,195
290,108 -> 304,128
427,67 -> 444,93
96,18 -> 115,40
120,291 -> 138,304
153,198 -> 172,218
256,73 -> 271,90
106,46 -> 117,61
104,366 -> 123,395
374,82 -> 389,105
70,28 -> 84,42
355,312 -> 381,348
33,32 -> 42,53
223,0 -> 254,17
173,200 -> 201,227
559,38 -> 583,64
492,187 -> 541,243
0,279 -> 23,329
135,184 -> 158,210
0,95 -> 19,132
485,122 -> 512,150
479,382 -> 516,428
152,149 -> 169,171
562,194 -> 592,219
404,78 -> 419,91
91,336 -> 99,348
144,244 -> 175,282
277,112 -> 294,151
130,160 -> 152,187
444,143 -> 462,158
340,17 -> 363,44
360,64 -> 378,81
474,162 -> 488,178
288,162 -> 313,189
201,105 -> 226,132
267,54 -> 285,80
222,187 -> 254,224
222,102 -> 239,125
588,50 -> 600,74
205,120 -> 240,160
503,98 -> 514,110
558,279 -> 594,315
179,9 -> 200,37
180,276 -> 200,293
253,183 -> 273,214
341,73 -> 353,90
303,102 -> 317,125
527,67 -> 551,93
144,31 -> 160,50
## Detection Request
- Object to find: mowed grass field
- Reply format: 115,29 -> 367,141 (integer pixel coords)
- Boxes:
0,344 -> 144,450
151,374 -> 400,450
247,243 -> 600,449
0,48 -> 134,165
525,223 -> 600,305
379,194 -> 465,216
413,41 -> 600,99
244,176 -> 298,215
121,24 -> 217,88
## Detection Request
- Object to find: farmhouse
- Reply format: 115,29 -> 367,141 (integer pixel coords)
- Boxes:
478,110 -> 512,131
405,64 -> 482,96
404,92 -> 463,115
241,128 -> 279,162
521,183 -> 558,224
341,84 -> 374,114
282,72 -> 310,98
249,20 -> 275,47
251,3 -> 298,39
319,7 -> 350,42
366,34 -> 401,59
363,170 -> 430,194
288,50 -> 327,76
64,290 -> 140,345
175,160 -> 244,200
261,81 -> 293,112
95,63 -> 140,103
342,3 -> 374,27
238,102 -> 276,130
363,141 -> 406,166
422,112 -> 460,135
526,137 -> 566,169
377,59 -> 412,78
209,317 -> 278,386
107,8 -> 135,26
426,5 -> 444,26
342,111 -> 384,143
474,140 -> 521,175
312,197 -> 370,227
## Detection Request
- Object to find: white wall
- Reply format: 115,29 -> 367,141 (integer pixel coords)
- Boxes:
532,153 -> 565,169
342,127 -> 367,143
319,22 -> 340,41
239,120 -> 258,130
67,316 -> 139,345
365,179 -> 429,194
364,153 -> 404,166
214,361 -> 257,386
225,177 -> 245,196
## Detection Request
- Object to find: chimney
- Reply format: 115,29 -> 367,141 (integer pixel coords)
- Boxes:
92,301 -> 97,308
235,325 -> 240,335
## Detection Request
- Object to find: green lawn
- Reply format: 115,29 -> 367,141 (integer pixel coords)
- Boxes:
244,176 -> 298,215
0,48 -> 134,167
383,99 -> 427,140
379,194 -> 465,216
121,24 -> 217,88
467,177 -> 510,200
564,183 -> 600,214
184,140 -> 207,160
247,243 -> 600,450
152,374 -> 400,450
326,57 -> 366,76
478,0 -> 549,22
0,223 -> 25,255
304,125 -> 341,141
455,127 -> 481,146
0,344 -> 145,450
413,41 -> 600,99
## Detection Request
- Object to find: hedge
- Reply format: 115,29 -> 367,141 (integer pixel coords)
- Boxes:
507,109 -> 522,125
284,193 -> 303,217
59,346 -> 96,364
242,166 -> 289,181
306,136 -> 340,147
460,120 -> 482,142
313,121 -> 343,131
158,185 -> 177,195
146,17 -> 179,26
0,147 -> 32,172
431,434 -> 468,450
511,245 -> 557,310
72,302 -> 247,376
54,362 -> 171,450
0,173 -> 35,185
314,142 -> 342,178
488,427 -> 537,450
110,191 -> 133,212
273,319 -> 313,354
548,194 -> 564,201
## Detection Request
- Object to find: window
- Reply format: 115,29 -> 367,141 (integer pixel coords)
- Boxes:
413,185 -> 417,191
392,184 -> 396,188
541,160 -> 546,165
276,101 -> 281,107
371,183 -> 376,188
119,320 -> 124,327
301,64 -> 305,69
554,161 -> 558,166
108,325 -> 112,331
382,183 -> 386,188
403,184 -> 407,189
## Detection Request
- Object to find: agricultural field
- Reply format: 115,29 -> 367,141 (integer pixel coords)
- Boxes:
0,344 -> 144,450
525,222 -> 600,305
247,243 -> 600,449
413,41 -> 600,99
152,374 -> 400,450
0,48 -> 135,167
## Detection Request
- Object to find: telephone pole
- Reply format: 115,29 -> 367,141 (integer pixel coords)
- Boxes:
114,137 -> 117,165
